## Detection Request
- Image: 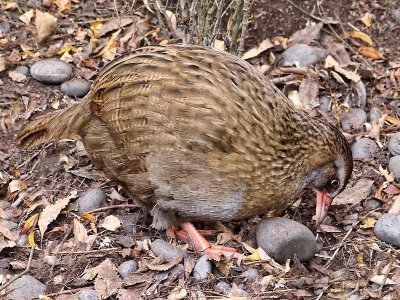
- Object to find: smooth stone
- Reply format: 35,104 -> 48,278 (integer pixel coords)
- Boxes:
351,138 -> 378,160
193,255 -> 212,282
364,199 -> 382,210
7,275 -> 45,300
15,66 -> 30,76
117,213 -> 138,235
75,188 -> 107,215
388,132 -> 400,156
214,281 -> 231,296
240,268 -> 258,282
374,213 -> 400,247
150,239 -> 186,261
281,44 -> 326,67
256,217 -> 317,263
31,58 -> 73,84
117,260 -> 138,278
369,107 -> 382,122
392,9 -> 400,21
319,96 -> 331,112
153,263 -> 184,281
61,78 -> 91,98
0,21 -> 11,34
78,289 -> 99,300
341,108 -> 367,132
388,156 -> 400,181
231,288 -> 248,297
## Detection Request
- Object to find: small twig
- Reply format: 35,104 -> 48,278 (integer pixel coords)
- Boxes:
0,245 -> 35,292
271,75 -> 296,85
84,204 -> 140,215
56,247 -> 122,255
325,226 -> 353,267
345,281 -> 360,298
237,0 -> 250,57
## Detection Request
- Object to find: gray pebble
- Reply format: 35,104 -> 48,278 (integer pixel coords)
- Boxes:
232,288 -> 248,297
374,213 -> 400,247
351,138 -> 378,160
193,255 -> 212,282
281,44 -> 326,67
214,281 -> 231,296
318,96 -> 331,112
392,9 -> 400,21
117,260 -> 138,278
151,239 -> 186,261
369,107 -> 382,122
78,289 -> 99,300
0,21 -> 11,34
364,199 -> 381,210
31,58 -> 73,84
241,268 -> 258,282
256,217 -> 317,263
75,188 -> 107,215
341,108 -> 367,132
343,224 -> 352,231
388,155 -> 400,181
117,213 -> 138,235
154,263 -> 184,281
314,288 -> 323,296
7,275 -> 45,300
388,132 -> 400,156
14,66 -> 30,76
61,78 -> 91,98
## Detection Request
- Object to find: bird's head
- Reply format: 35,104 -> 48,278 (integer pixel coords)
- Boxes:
304,124 -> 353,226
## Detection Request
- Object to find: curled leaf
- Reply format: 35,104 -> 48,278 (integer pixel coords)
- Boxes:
347,31 -> 373,46
358,46 -> 385,60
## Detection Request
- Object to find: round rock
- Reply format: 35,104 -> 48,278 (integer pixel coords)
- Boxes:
318,96 -> 331,112
61,78 -> 91,98
392,9 -> 400,21
364,199 -> 381,210
214,281 -> 231,296
0,21 -> 11,34
193,255 -> 212,282
256,217 -> 317,263
341,108 -> 367,132
78,289 -> 99,300
388,156 -> 400,181
117,260 -> 138,278
351,138 -> 378,160
241,268 -> 258,282
281,44 -> 326,67
369,107 -> 382,123
75,188 -> 107,215
388,132 -> 400,156
15,66 -> 30,76
374,213 -> 400,247
6,275 -> 45,300
31,58 -> 73,84
150,239 -> 186,261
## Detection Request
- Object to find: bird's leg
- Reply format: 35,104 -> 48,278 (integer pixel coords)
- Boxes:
167,225 -> 216,242
180,221 -> 242,260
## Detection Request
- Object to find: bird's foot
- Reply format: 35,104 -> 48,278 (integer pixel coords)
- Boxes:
179,221 -> 243,261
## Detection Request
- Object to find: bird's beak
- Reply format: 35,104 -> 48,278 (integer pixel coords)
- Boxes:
315,190 -> 332,226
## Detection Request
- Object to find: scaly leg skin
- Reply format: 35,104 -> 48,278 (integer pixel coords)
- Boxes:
180,221 -> 243,261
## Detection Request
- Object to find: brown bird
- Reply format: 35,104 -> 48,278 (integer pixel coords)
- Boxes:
16,44 -> 352,259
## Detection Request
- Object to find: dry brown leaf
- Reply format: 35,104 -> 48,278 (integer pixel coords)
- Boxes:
80,213 -> 96,223
35,9 -> 57,42
290,22 -> 323,46
117,289 -> 144,300
370,275 -> 396,285
98,17 -> 134,37
100,215 -> 121,231
214,259 -> 233,276
299,74 -> 320,109
167,286 -> 187,300
0,55 -> 5,72
38,191 -> 76,237
379,165 -> 395,182
0,224 -> 16,241
8,179 -> 27,193
94,259 -> 123,299
242,38 -> 273,60
8,70 -> 26,82
73,218 -> 96,251
27,230 -> 40,249
361,217 -> 377,229
347,31 -> 373,46
19,9 -> 34,25
360,12 -> 373,27
54,0 -> 71,11
325,55 -> 361,82
145,256 -> 182,271
95,29 -> 121,61
332,178 -> 373,206
358,46 -> 385,60
20,213 -> 39,235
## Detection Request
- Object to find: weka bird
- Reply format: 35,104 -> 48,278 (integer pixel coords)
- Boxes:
16,44 -> 352,258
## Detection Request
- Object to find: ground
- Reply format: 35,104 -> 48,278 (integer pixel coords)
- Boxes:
1,0 -> 400,299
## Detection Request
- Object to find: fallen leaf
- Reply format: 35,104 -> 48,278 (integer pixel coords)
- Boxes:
0,55 -> 5,72
38,191 -> 77,237
73,218 -> 96,251
20,213 -> 39,235
95,259 -> 123,299
35,9 -> 57,42
27,230 -> 40,249
100,215 -> 121,232
290,22 -> 323,46
361,217 -> 377,229
212,39 -> 225,51
332,178 -> 374,206
242,38 -> 273,60
360,12 -> 373,27
358,46 -> 385,60
167,286 -> 187,300
299,74 -> 320,109
0,224 -> 16,241
347,31 -> 373,46
370,275 -> 396,285
8,70 -> 26,82
54,0 -> 71,11
8,179 -> 27,193
379,165 -> 395,182
325,55 -> 361,82
385,115 -> 399,125
98,17 -> 134,37
19,9 -> 34,25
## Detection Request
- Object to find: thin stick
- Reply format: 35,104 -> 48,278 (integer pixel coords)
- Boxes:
84,204 -> 140,214
238,0 -> 250,57
325,226 -> 353,267
0,245 -> 35,292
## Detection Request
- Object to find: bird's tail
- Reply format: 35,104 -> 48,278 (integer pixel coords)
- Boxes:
16,102 -> 88,148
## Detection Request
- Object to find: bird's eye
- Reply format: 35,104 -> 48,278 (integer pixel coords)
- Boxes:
330,179 -> 339,189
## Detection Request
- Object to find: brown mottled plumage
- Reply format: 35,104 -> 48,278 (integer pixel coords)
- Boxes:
16,44 -> 352,233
